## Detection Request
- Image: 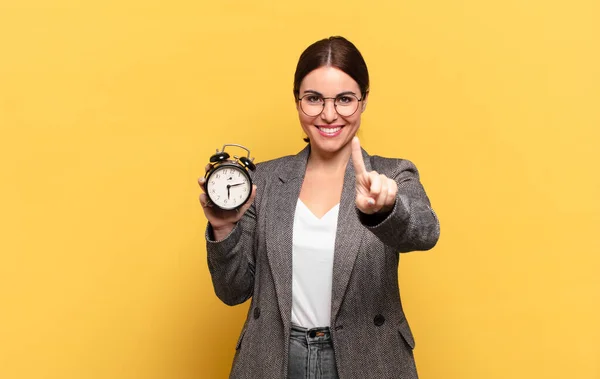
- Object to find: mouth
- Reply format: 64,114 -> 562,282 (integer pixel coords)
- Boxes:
315,125 -> 344,137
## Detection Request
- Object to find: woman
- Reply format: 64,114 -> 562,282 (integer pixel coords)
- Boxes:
199,36 -> 440,379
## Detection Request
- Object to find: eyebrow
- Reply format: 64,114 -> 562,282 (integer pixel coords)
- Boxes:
302,90 -> 358,97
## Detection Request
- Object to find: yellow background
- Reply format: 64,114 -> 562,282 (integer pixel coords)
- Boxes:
1,0 -> 599,378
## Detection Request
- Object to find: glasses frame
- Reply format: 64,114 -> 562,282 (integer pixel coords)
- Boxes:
296,92 -> 364,117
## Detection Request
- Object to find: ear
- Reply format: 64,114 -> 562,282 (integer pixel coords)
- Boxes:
294,93 -> 300,109
361,92 -> 369,112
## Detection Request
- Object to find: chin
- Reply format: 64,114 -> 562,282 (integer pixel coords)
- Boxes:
310,136 -> 351,154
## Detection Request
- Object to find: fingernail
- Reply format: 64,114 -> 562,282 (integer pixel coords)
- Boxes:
368,198 -> 375,205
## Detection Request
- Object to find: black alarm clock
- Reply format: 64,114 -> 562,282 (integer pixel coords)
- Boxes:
204,144 -> 256,210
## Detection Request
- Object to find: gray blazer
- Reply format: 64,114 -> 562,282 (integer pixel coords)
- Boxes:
206,145 -> 440,379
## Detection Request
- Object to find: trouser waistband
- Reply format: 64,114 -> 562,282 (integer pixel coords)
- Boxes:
291,323 -> 332,343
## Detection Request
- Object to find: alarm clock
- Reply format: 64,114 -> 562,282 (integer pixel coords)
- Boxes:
204,144 -> 256,211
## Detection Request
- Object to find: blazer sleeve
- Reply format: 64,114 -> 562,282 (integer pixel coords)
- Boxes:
358,157 -> 440,252
205,195 -> 257,306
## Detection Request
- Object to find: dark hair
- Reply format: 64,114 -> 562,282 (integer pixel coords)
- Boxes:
293,36 -> 370,100
293,36 -> 370,142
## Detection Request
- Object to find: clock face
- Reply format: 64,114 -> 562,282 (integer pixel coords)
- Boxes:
205,164 -> 252,210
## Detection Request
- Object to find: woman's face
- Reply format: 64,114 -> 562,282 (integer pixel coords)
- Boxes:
297,66 -> 367,157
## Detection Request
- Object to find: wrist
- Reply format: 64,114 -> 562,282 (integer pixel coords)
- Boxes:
211,223 -> 236,241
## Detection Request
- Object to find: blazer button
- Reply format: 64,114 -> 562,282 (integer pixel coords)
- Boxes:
253,307 -> 260,319
374,314 -> 385,326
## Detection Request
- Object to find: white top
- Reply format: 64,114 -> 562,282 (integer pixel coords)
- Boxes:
291,199 -> 340,328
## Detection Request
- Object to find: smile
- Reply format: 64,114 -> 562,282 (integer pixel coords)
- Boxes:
316,125 -> 343,137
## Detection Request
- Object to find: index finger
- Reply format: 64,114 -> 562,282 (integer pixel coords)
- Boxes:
351,136 -> 367,175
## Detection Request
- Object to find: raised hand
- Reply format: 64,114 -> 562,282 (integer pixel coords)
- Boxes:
199,163 -> 257,240
351,136 -> 398,214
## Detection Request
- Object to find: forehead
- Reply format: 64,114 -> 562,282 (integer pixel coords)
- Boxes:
299,66 -> 360,94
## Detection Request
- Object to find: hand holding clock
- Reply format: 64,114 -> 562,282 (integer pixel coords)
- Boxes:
351,136 -> 398,215
199,163 -> 257,241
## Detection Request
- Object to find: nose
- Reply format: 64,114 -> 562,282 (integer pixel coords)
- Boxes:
320,99 -> 338,122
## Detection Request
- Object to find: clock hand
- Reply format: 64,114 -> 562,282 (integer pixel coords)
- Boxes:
227,184 -> 230,199
229,183 -> 246,187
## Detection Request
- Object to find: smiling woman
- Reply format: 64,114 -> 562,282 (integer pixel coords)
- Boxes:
293,37 -> 370,147
295,65 -> 367,159
198,36 -> 440,379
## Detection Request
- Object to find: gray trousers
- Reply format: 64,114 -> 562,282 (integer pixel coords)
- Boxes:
288,324 -> 339,379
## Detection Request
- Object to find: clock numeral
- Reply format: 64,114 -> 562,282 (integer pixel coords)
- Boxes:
216,174 -> 220,179
211,180 -> 215,185
224,199 -> 228,204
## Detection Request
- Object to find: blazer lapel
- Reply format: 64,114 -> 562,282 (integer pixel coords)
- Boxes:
330,148 -> 372,323
266,146 -> 309,330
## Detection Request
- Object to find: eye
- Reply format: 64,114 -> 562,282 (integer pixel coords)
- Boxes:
337,95 -> 354,104
304,95 -> 323,104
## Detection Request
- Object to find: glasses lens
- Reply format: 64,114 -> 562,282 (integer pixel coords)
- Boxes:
300,95 -> 324,116
335,94 -> 360,116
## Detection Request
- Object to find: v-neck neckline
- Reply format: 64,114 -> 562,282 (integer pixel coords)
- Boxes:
297,198 -> 340,221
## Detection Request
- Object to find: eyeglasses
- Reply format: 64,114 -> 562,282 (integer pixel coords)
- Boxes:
297,92 -> 363,117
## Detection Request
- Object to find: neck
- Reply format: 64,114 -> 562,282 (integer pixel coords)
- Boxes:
306,143 -> 352,174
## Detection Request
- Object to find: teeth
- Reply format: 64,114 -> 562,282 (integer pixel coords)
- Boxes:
318,127 -> 341,134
